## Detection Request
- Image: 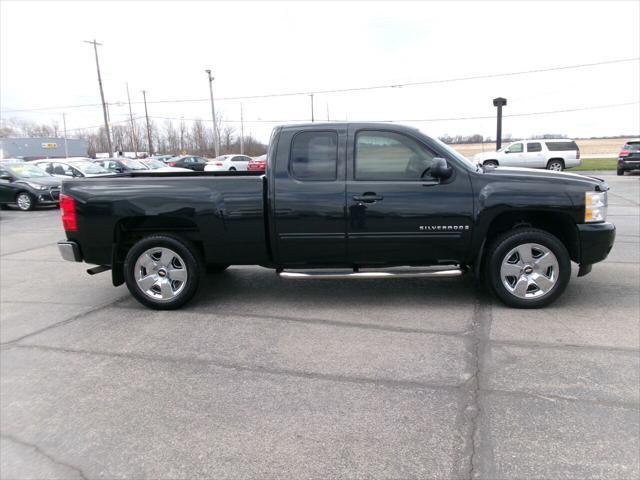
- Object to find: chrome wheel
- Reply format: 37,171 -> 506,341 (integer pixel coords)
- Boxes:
134,247 -> 188,301
16,193 -> 32,211
500,243 -> 559,299
547,161 -> 563,171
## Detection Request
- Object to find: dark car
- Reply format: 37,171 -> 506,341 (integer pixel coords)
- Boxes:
166,155 -> 208,171
57,122 -> 615,310
617,139 -> 640,176
94,158 -> 150,173
0,163 -> 61,211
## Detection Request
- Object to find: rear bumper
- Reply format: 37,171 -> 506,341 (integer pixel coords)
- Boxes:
577,222 -> 615,265
618,159 -> 640,171
58,240 -> 82,262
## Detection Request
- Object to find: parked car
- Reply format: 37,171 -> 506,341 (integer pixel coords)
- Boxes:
166,155 -> 208,171
617,139 -> 640,176
57,122 -> 614,310
150,155 -> 176,163
140,158 -> 192,172
204,154 -> 252,172
473,139 -> 581,171
94,158 -> 150,173
0,162 -> 61,211
247,154 -> 267,172
32,159 -> 111,178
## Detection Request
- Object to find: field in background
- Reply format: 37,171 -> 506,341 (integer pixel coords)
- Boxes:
452,137 -> 630,158
567,158 -> 618,171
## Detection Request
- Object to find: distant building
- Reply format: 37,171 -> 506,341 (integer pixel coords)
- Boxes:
0,137 -> 88,160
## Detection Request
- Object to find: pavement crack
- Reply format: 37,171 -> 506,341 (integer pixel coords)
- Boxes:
10,343 -> 461,393
1,433 -> 89,480
0,295 -> 129,347
455,290 -> 493,480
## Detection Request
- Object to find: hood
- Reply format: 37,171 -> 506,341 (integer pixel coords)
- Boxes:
16,177 -> 61,188
482,166 -> 607,190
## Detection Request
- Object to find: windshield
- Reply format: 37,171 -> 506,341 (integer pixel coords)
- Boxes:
120,159 -> 148,170
5,164 -> 50,178
70,161 -> 110,174
431,137 -> 478,171
144,159 -> 165,169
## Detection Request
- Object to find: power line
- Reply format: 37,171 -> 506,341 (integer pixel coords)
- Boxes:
147,101 -> 638,124
2,57 -> 638,113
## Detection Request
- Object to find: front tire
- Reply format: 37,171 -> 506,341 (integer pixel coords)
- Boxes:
16,192 -> 35,211
617,168 -> 624,176
123,234 -> 202,310
485,228 -> 570,308
483,160 -> 499,168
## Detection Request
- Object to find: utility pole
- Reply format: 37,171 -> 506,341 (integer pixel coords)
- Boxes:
142,90 -> 153,155
126,83 -> 138,158
62,113 -> 69,158
205,69 -> 220,158
326,102 -> 330,121
492,97 -> 507,150
84,40 -> 113,157
240,103 -> 245,155
310,94 -> 315,122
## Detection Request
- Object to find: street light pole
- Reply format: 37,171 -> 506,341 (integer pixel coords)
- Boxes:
206,69 -> 220,158
310,94 -> 314,122
492,97 -> 507,151
240,103 -> 245,155
84,39 -> 113,157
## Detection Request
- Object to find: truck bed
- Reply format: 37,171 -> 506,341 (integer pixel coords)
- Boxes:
62,174 -> 270,267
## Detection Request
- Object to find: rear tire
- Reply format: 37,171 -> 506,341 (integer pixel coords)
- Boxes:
546,159 -> 564,171
123,234 -> 202,310
485,228 -> 570,308
229,167 -> 236,171
483,160 -> 499,168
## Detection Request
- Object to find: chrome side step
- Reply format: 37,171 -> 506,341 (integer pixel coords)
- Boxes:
277,267 -> 465,280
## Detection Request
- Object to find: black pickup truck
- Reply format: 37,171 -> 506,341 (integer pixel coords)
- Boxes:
57,123 -> 615,309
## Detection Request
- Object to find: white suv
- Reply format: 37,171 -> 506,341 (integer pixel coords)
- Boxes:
473,139 -> 581,171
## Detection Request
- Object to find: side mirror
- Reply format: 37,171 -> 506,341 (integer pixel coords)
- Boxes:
431,157 -> 453,180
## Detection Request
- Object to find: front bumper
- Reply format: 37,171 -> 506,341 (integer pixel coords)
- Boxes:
58,241 -> 82,262
35,188 -> 60,204
577,222 -> 615,265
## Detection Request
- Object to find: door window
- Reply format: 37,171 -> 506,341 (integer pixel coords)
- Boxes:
52,163 -> 75,176
507,143 -> 523,153
355,130 -> 436,181
527,142 -> 542,152
290,131 -> 338,181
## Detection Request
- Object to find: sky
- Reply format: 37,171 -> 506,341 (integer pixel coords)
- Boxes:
1,0 -> 639,143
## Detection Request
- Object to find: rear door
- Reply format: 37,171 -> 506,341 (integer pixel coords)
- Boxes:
525,142 -> 545,167
346,127 -> 473,265
272,126 -> 348,265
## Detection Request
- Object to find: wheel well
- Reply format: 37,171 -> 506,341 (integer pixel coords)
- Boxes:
112,217 -> 205,284
482,210 -> 579,265
547,158 -> 565,167
483,159 -> 499,165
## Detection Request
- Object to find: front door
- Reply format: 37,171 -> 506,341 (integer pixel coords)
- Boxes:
273,126 -> 348,265
346,127 -> 474,266
0,168 -> 16,203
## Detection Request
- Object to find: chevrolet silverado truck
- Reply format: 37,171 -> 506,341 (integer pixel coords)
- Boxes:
57,123 -> 615,310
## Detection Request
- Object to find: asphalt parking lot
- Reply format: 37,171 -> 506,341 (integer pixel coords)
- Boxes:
1,171 -> 638,479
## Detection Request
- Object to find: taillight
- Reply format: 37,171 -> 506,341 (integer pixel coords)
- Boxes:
576,150 -> 580,160
60,194 -> 77,231
168,162 -> 176,166
619,149 -> 631,157
215,162 -> 223,166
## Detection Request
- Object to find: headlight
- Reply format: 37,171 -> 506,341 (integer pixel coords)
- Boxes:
26,182 -> 47,190
585,191 -> 607,223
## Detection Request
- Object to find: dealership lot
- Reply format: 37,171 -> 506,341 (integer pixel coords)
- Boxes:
0,173 -> 638,479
